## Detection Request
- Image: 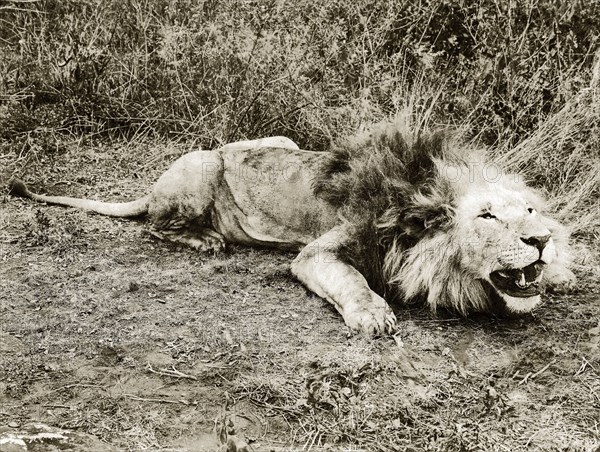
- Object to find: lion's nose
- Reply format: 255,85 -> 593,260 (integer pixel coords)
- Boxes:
520,234 -> 551,252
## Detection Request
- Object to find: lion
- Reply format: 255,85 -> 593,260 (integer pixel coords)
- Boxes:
8,123 -> 576,335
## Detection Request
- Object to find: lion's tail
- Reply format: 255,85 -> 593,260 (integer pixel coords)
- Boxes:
8,178 -> 150,218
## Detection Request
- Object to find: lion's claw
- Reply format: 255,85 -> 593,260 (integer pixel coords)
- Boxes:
191,233 -> 225,253
343,293 -> 397,336
148,228 -> 225,253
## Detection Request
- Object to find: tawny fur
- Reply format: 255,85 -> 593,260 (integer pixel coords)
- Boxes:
314,120 -> 575,314
8,125 -> 576,334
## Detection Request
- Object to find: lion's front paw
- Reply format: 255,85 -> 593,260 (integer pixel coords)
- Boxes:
342,293 -> 397,336
546,268 -> 577,294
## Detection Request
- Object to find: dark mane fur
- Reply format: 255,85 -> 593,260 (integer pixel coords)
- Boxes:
313,121 -> 479,303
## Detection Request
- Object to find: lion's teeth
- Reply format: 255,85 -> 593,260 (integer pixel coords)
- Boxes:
514,271 -> 536,289
498,271 -> 511,278
534,271 -> 544,283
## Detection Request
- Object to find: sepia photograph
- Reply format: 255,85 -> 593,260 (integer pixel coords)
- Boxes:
1,0 -> 599,450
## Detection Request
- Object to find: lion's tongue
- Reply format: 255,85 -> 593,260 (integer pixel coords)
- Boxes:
523,261 -> 544,282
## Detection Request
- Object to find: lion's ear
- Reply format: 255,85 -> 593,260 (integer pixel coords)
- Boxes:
400,186 -> 454,238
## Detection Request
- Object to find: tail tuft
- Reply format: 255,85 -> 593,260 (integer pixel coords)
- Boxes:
8,179 -> 31,198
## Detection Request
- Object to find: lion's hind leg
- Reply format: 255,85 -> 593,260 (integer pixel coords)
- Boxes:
146,149 -> 226,252
149,226 -> 225,252
148,204 -> 224,253
148,208 -> 224,252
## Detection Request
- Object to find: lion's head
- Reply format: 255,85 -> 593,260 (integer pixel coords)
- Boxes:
391,160 -> 574,315
314,121 -> 574,316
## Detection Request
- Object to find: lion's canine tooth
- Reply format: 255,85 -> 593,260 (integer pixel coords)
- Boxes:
498,271 -> 511,278
534,271 -> 544,283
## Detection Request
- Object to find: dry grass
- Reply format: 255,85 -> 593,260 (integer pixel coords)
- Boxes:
493,60 -> 600,276
1,0 -> 599,148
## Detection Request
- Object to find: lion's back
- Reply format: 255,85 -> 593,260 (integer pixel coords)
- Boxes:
215,147 -> 338,248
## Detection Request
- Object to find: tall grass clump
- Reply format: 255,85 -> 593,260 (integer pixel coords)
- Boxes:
1,0 -> 598,146
495,60 -> 600,272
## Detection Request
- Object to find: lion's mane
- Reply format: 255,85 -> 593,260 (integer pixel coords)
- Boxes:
314,122 -> 535,314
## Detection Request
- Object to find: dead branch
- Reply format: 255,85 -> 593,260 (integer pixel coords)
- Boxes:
519,360 -> 556,385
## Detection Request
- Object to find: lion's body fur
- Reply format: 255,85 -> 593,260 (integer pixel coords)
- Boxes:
9,125 -> 575,333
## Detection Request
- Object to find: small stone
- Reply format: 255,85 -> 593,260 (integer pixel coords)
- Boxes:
7,421 -> 19,428
127,281 -> 140,292
0,423 -> 118,451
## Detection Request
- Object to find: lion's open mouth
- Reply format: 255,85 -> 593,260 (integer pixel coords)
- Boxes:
490,261 -> 545,298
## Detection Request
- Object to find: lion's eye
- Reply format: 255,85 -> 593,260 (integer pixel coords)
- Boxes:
528,207 -> 535,214
479,212 -> 496,220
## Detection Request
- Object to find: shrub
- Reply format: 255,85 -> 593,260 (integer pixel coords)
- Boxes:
1,0 -> 598,149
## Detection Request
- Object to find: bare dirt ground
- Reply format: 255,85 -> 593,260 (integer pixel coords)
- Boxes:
1,142 -> 599,451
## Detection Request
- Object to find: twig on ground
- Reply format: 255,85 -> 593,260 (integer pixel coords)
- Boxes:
50,383 -> 106,393
249,398 -> 302,417
519,360 -> 556,385
123,394 -> 189,405
145,363 -> 198,381
574,357 -> 594,377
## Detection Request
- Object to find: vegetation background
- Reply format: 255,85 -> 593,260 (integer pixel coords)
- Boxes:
1,0 -> 599,450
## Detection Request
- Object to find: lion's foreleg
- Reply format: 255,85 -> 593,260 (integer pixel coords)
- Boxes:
291,230 -> 397,335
